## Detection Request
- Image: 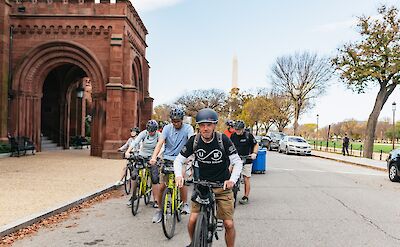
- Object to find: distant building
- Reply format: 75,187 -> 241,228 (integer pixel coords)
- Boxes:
0,0 -> 153,158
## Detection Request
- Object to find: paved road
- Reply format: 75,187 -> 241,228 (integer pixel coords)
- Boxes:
13,152 -> 400,247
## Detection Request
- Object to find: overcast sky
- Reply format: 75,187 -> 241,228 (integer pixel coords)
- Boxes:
133,0 -> 400,128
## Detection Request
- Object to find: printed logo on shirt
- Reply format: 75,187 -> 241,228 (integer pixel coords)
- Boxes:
196,149 -> 223,164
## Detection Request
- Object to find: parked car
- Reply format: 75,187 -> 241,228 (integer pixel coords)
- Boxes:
387,149 -> 400,182
266,132 -> 287,151
278,136 -> 312,155
255,135 -> 271,148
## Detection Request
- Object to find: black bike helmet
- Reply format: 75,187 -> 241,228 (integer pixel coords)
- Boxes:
169,108 -> 185,120
234,120 -> 245,130
146,120 -> 158,132
196,108 -> 218,124
130,127 -> 140,134
225,120 -> 235,127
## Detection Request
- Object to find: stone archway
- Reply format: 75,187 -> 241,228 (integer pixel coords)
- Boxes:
10,40 -> 106,156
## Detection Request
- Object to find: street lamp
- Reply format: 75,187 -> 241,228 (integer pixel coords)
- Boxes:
75,84 -> 84,136
316,114 -> 319,141
392,101 -> 396,150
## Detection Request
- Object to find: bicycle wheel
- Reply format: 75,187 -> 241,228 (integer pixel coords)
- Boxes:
193,212 -> 208,247
176,189 -> 182,222
143,172 -> 152,205
233,181 -> 239,208
124,167 -> 132,195
131,177 -> 141,216
161,188 -> 176,239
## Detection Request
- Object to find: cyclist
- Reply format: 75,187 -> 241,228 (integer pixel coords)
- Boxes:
149,108 -> 194,223
125,120 -> 160,207
174,108 -> 243,247
224,119 -> 235,138
116,127 -> 140,185
230,120 -> 259,205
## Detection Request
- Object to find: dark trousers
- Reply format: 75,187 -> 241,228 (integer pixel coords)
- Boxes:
342,145 -> 349,156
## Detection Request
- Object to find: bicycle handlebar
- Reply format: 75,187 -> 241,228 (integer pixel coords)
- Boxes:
193,180 -> 224,188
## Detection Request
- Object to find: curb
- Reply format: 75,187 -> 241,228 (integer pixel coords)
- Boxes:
0,184 -> 119,238
312,154 -> 387,172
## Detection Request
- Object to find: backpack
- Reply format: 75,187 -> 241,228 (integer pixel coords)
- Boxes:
193,132 -> 226,157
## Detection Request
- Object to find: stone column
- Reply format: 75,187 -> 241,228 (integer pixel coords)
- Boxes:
0,1 -> 10,141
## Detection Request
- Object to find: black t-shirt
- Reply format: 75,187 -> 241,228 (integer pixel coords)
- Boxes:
230,132 -> 257,156
180,133 -> 237,182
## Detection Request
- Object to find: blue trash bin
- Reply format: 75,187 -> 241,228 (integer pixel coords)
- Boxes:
252,148 -> 267,174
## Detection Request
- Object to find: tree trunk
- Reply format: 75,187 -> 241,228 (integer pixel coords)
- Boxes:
363,86 -> 395,158
293,104 -> 300,136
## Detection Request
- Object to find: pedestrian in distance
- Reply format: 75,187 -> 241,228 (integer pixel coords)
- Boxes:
342,133 -> 350,156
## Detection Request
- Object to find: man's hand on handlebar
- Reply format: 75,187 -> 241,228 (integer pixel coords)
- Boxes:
149,158 -> 157,166
250,153 -> 257,160
223,180 -> 235,190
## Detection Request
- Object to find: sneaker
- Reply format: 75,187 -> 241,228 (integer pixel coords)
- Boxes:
182,203 -> 190,214
239,196 -> 249,205
114,180 -> 124,186
185,243 -> 192,247
153,201 -> 159,208
126,195 -> 138,206
152,210 -> 162,223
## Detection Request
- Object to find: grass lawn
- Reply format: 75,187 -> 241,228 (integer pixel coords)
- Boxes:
308,140 -> 398,154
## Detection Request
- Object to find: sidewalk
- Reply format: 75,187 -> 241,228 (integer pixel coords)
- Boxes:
0,149 -> 122,228
312,150 -> 387,171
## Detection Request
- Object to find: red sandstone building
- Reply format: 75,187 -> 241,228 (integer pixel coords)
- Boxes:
0,0 -> 153,158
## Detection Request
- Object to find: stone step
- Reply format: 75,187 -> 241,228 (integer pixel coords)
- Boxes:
41,146 -> 63,151
41,140 -> 54,145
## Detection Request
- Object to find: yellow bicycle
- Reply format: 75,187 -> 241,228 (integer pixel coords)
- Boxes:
160,160 -> 183,239
129,155 -> 152,216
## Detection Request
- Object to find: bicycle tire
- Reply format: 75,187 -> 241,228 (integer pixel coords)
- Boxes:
176,189 -> 182,222
161,188 -> 176,239
193,212 -> 208,247
131,177 -> 141,216
144,172 -> 152,205
124,167 -> 132,195
233,181 -> 240,208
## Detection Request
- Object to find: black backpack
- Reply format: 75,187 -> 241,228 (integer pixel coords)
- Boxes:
192,132 -> 226,157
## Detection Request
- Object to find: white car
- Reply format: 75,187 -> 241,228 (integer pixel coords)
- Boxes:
278,136 -> 311,155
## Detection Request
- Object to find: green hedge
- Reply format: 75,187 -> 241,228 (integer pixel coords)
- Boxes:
0,142 -> 10,153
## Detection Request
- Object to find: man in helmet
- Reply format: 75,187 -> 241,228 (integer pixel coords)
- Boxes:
125,120 -> 161,207
174,108 -> 243,247
149,108 -> 194,223
230,120 -> 259,205
224,120 -> 235,138
115,127 -> 140,185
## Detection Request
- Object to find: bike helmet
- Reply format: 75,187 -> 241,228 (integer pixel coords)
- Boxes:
234,120 -> 245,130
169,108 -> 185,120
225,120 -> 235,127
146,120 -> 159,132
196,108 -> 218,124
130,127 -> 140,134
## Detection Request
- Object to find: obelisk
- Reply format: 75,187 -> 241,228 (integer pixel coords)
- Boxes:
231,55 -> 239,98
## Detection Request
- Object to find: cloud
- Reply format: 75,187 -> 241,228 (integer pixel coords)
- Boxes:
311,19 -> 357,33
131,0 -> 185,12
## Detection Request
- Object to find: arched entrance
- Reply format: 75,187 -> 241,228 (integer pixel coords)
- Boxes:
10,41 -> 106,156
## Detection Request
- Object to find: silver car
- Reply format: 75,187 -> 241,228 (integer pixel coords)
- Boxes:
278,136 -> 311,155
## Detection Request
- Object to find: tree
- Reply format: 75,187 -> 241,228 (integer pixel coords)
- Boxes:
271,51 -> 332,135
332,5 -> 400,158
175,89 -> 227,117
152,104 -> 172,122
224,89 -> 253,119
298,123 -> 317,139
269,92 -> 293,132
240,96 -> 274,135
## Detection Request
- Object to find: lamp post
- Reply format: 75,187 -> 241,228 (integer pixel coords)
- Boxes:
392,101 -> 396,150
316,114 -> 319,141
76,84 -> 84,136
